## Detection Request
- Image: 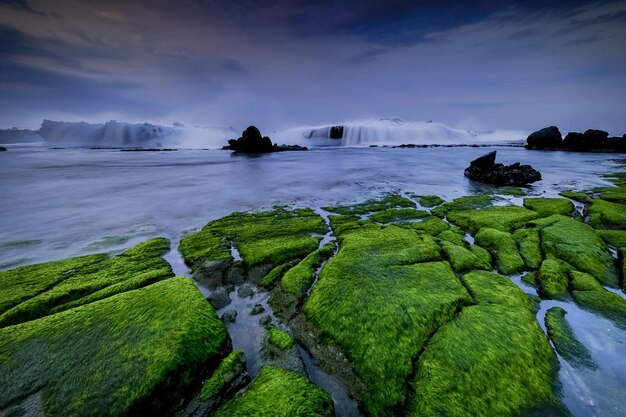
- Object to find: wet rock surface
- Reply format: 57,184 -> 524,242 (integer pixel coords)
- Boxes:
526,126 -> 626,152
225,125 -> 308,153
464,150 -> 542,185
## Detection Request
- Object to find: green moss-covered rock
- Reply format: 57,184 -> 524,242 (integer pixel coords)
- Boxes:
213,366 -> 334,417
267,325 -> 295,351
474,228 -> 524,275
0,238 -> 173,327
588,199 -> 626,230
410,271 -> 565,417
179,208 -> 326,273
437,229 -> 467,246
572,290 -> 626,331
537,259 -> 571,300
418,195 -> 444,207
369,208 -> 429,223
524,198 -> 575,217
447,205 -> 539,234
304,222 -> 471,415
559,191 -> 589,203
596,229 -> 626,249
258,259 -> 300,289
322,194 -> 415,215
440,241 -> 491,273
570,271 -> 604,292
513,228 -> 543,270
496,186 -> 527,196
0,277 -> 230,416
545,307 -> 596,369
409,216 -> 450,236
200,350 -> 247,401
539,217 -> 618,287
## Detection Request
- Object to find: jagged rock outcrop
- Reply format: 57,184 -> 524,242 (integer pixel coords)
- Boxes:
225,126 -> 307,153
464,151 -> 542,185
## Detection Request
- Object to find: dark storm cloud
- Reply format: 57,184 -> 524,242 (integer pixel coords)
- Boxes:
0,0 -> 46,16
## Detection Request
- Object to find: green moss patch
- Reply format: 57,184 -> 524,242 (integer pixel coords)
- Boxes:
0,277 -> 230,416
513,228 -> 543,270
180,208 -> 327,271
259,260 -> 300,289
537,259 -> 571,300
303,222 -> 472,415
474,228 -> 524,275
571,290 -> 626,331
440,241 -> 491,273
538,217 -> 618,287
545,307 -> 595,369
369,208 -> 429,223
267,325 -> 295,351
447,205 -> 539,234
523,198 -> 575,217
322,194 -> 415,215
409,216 -> 450,236
418,195 -> 444,207
588,199 -> 626,230
200,350 -> 246,401
213,366 -> 333,417
596,230 -> 626,249
0,238 -> 173,327
559,191 -> 589,203
410,271 -> 565,417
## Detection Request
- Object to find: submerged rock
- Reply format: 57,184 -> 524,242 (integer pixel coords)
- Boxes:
464,151 -> 542,185
221,309 -> 238,324
208,287 -> 232,310
225,125 -> 308,153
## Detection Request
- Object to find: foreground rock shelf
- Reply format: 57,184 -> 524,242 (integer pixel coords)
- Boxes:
2,170 -> 626,416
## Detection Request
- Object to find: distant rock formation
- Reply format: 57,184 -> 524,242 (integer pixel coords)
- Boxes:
330,125 -> 344,139
464,151 -> 542,185
225,126 -> 307,153
526,126 -> 626,152
0,146 -> 7,152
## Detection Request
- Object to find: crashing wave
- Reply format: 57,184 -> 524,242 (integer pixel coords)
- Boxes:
274,118 -> 527,147
37,120 -> 240,149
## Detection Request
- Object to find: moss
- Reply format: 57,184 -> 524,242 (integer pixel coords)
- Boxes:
559,191 -> 589,203
437,230 -> 467,246
474,228 -> 524,275
469,244 -> 492,267
322,194 -> 415,215
538,217 -> 618,287
431,195 -> 497,218
513,228 -> 543,270
213,366 -> 334,417
409,216 -> 450,236
369,208 -> 429,223
200,350 -> 246,401
267,325 -> 295,351
410,271 -> 564,417
180,208 -> 327,270
418,195 -> 444,207
278,251 -> 323,297
523,198 -> 575,217
537,259 -> 571,300
440,241 -> 491,273
545,307 -> 596,369
569,271 -> 604,291
258,260 -> 299,289
304,222 -> 471,415
571,290 -> 626,331
0,277 -> 230,416
596,229 -> 626,248
328,214 -> 362,235
588,199 -> 626,230
0,238 -> 173,327
447,205 -> 539,234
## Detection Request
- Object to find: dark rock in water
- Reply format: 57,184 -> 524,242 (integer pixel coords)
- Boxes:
465,151 -> 541,185
207,287 -> 231,310
526,126 -> 562,149
0,146 -> 7,152
260,315 -> 272,326
237,284 -> 254,298
251,304 -> 265,315
226,125 -> 307,153
330,125 -> 344,139
221,309 -> 238,324
528,126 -> 625,152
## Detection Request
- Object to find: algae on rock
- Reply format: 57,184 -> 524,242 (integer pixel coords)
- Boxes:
545,307 -> 596,369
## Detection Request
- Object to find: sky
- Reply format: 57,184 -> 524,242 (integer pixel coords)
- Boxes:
1,0 -> 625,134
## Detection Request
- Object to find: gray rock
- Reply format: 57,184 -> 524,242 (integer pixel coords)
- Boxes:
207,287 -> 231,310
237,284 -> 254,298
251,304 -> 265,315
221,309 -> 238,324
259,315 -> 272,326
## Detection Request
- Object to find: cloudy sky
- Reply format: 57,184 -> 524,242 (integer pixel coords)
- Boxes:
1,0 -> 625,133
